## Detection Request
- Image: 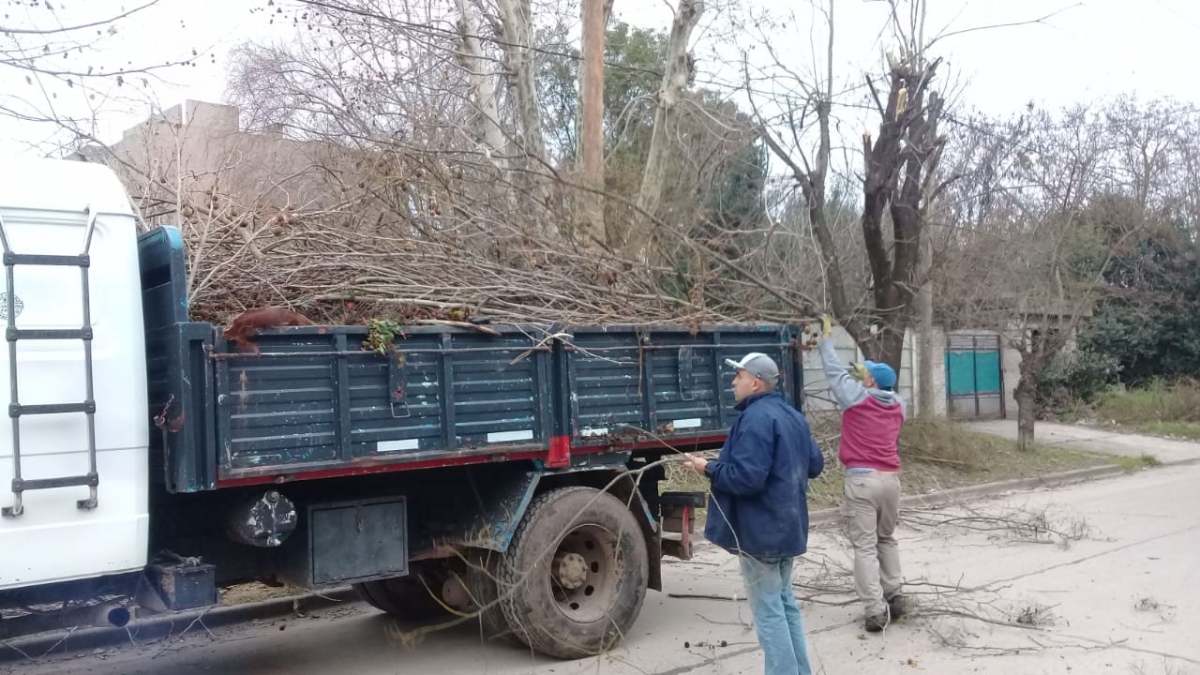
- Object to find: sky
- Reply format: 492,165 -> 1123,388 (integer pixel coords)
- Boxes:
1,0 -> 1198,157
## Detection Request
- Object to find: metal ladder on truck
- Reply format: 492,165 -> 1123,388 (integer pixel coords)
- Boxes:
0,207 -> 100,518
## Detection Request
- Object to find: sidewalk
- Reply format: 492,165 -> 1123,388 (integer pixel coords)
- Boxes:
967,419 -> 1200,465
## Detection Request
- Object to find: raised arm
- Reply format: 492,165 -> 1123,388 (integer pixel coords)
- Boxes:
818,315 -> 868,410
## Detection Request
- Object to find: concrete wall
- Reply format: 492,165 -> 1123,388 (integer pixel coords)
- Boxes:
99,100 -> 376,230
1001,330 -> 1023,419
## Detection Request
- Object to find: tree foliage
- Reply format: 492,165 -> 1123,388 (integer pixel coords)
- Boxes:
1077,203 -> 1200,387
537,22 -> 766,241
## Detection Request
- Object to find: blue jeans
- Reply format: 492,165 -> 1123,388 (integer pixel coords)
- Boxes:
738,555 -> 813,675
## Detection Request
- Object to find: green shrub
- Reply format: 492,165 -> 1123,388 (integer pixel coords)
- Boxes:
1036,347 -> 1122,415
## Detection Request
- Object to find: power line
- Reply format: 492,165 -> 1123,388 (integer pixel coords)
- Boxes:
292,0 -> 663,78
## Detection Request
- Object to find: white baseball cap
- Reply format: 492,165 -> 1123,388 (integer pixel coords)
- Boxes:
724,352 -> 780,383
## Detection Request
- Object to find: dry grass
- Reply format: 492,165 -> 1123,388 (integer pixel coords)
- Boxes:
668,418 -> 1108,514
1093,381 -> 1200,439
219,582 -> 308,606
897,420 -> 1107,491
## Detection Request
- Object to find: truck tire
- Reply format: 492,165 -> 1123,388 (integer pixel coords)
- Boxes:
352,573 -> 447,621
498,486 -> 649,660
463,554 -> 523,646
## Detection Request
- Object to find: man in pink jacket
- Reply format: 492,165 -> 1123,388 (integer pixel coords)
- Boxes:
818,315 -> 907,632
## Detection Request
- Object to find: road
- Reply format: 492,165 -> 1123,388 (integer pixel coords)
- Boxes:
4,463 -> 1198,675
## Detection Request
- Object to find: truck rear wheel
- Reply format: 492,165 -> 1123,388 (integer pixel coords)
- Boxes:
498,486 -> 649,660
463,553 -> 522,645
353,571 -> 447,621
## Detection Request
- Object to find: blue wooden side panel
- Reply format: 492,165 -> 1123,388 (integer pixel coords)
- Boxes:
213,327 -> 556,480
564,325 -> 798,445
348,329 -> 552,460
217,333 -> 342,471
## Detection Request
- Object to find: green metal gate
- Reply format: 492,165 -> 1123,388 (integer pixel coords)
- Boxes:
945,333 -> 1004,419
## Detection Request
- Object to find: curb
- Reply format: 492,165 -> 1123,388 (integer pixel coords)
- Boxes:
1,586 -> 358,662
1148,456 -> 1200,469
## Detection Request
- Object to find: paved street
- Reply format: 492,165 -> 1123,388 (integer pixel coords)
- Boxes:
4,461 -> 1198,675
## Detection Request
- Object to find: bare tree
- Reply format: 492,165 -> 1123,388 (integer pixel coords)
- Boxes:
633,0 -> 704,251
454,0 -> 509,177
933,103 -> 1169,449
496,0 -> 549,166
0,0 -> 202,152
853,52 -> 949,367
747,0 -> 953,369
742,0 -> 845,317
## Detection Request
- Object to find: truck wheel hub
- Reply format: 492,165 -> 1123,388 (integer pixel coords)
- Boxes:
554,552 -> 589,589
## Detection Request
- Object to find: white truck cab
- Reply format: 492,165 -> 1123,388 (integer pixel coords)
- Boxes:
0,158 -> 150,591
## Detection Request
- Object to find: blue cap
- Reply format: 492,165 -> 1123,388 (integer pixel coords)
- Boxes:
862,360 -> 897,390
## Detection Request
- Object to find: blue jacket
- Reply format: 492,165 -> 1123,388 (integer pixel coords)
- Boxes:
704,391 -> 825,559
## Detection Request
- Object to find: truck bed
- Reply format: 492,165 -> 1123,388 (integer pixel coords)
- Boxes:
138,227 -> 805,494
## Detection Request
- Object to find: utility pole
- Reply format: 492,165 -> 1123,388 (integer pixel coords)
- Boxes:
580,0 -> 606,246
917,213 -> 935,419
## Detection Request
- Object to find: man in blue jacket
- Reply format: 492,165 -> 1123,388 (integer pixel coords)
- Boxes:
683,352 -> 824,675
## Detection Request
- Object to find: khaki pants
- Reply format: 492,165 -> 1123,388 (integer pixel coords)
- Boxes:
841,470 -> 902,617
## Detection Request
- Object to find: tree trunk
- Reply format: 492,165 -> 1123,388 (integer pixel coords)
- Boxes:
1014,377 -> 1037,452
496,0 -> 546,163
761,98 -> 865,342
578,0 -> 606,246
454,0 -> 508,176
851,63 -> 944,372
632,0 -> 703,251
496,0 -> 550,223
874,326 -> 906,373
917,216 -> 934,419
575,0 -> 614,159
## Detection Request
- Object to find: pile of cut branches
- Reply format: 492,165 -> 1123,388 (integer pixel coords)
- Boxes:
112,120 -> 817,330
170,193 -> 803,329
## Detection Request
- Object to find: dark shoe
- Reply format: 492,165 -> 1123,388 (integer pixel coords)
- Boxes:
887,594 -> 907,620
864,613 -> 889,633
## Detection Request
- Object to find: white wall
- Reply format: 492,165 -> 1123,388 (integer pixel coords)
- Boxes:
1002,329 -> 1022,419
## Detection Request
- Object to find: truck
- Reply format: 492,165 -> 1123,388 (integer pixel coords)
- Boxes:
0,157 -> 807,659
